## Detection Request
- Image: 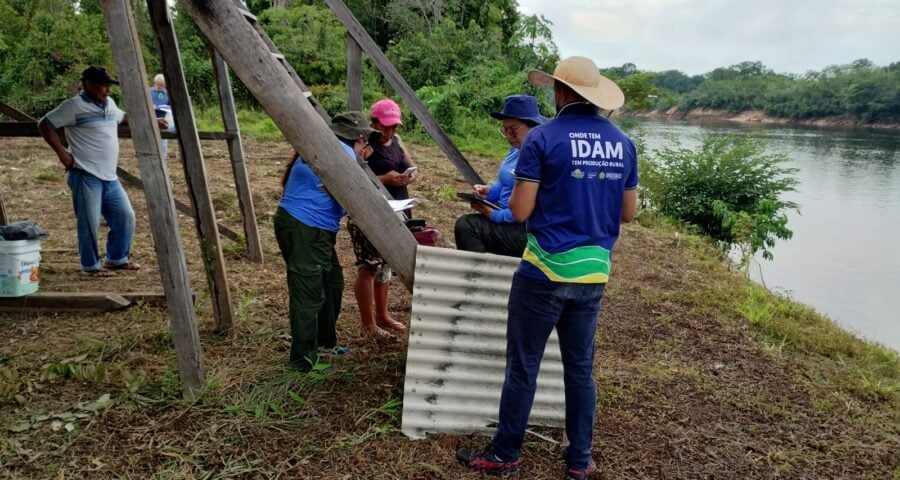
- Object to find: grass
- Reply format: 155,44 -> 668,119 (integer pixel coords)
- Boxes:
30,169 -> 61,182
194,107 -> 285,142
1,134 -> 897,479
735,280 -> 899,401
636,214 -> 900,402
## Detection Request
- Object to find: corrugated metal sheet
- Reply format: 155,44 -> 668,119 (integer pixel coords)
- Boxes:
401,246 -> 566,439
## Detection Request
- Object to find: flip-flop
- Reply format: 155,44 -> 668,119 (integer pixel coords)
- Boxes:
103,261 -> 141,271
319,345 -> 352,357
85,268 -> 115,278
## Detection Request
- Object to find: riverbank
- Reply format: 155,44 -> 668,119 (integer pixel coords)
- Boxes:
626,107 -> 900,130
1,137 -> 897,478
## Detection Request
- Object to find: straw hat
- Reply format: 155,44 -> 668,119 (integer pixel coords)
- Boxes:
528,56 -> 625,111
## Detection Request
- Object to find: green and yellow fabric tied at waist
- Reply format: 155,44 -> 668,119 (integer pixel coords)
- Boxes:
521,234 -> 611,284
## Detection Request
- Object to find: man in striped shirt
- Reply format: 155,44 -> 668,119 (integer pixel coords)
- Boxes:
39,66 -> 164,276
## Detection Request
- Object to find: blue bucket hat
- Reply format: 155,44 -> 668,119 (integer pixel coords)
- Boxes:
490,95 -> 549,126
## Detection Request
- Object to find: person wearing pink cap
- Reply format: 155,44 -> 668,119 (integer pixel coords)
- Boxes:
345,98 -> 416,337
367,98 -> 416,207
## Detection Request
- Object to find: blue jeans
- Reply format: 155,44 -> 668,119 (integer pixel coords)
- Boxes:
67,169 -> 135,271
492,272 -> 606,470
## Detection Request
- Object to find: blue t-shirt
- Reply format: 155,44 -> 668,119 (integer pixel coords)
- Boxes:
149,87 -> 169,108
278,143 -> 355,232
486,148 -> 518,224
514,102 -> 638,284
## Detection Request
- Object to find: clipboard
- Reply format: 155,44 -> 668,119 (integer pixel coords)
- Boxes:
456,192 -> 501,210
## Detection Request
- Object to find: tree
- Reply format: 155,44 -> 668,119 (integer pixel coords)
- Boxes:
653,70 -> 703,94
387,19 -> 501,89
508,13 -> 558,70
615,72 -> 657,111
640,134 -> 798,267
0,0 -> 112,115
259,5 -> 347,85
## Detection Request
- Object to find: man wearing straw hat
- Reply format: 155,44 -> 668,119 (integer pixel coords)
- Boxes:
457,57 -> 638,479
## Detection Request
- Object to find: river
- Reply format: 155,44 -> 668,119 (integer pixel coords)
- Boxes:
634,119 -> 900,351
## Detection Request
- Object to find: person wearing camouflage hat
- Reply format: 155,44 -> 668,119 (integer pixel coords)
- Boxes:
274,112 -> 380,371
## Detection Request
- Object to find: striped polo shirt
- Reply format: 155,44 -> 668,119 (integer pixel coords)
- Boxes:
41,92 -> 125,181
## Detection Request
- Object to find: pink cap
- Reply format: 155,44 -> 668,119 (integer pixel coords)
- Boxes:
370,99 -> 403,127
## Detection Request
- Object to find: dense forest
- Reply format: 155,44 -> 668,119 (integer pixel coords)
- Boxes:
1,0 -> 898,127
636,60 -> 900,123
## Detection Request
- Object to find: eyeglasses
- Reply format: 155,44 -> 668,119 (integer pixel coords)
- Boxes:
498,125 -> 524,137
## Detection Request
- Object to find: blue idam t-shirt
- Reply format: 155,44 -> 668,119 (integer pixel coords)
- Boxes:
278,142 -> 355,232
514,102 -> 638,284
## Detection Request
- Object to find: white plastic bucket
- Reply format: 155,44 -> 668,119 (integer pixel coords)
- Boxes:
0,239 -> 42,297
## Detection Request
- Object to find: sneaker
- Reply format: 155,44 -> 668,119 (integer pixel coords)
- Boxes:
457,445 -> 521,476
318,345 -> 351,357
565,460 -> 598,480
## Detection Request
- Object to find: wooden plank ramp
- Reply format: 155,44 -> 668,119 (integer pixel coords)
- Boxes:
0,293 -> 132,313
0,292 -> 195,313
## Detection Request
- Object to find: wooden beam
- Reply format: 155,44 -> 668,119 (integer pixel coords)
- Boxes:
0,292 -> 197,312
0,292 -> 131,313
210,49 -> 263,263
149,0 -> 235,335
0,190 -> 8,226
178,0 -> 417,290
0,101 -> 34,122
346,33 -> 363,111
115,167 -> 241,242
120,292 -> 196,308
0,122 -> 234,140
0,102 -> 29,225
231,0 -> 333,122
325,0 -> 484,185
101,0 -> 204,397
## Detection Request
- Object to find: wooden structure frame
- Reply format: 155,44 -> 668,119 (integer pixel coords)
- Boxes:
1,0 -> 484,397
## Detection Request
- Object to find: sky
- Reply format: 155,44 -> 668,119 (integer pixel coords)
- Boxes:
516,0 -> 900,75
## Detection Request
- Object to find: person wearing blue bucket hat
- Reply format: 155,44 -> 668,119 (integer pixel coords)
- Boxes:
454,95 -> 548,257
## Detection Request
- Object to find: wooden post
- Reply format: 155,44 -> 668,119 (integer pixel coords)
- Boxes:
0,102 -> 34,231
101,0 -> 204,397
210,49 -> 263,263
0,101 -> 33,122
148,0 -> 235,334
177,0 -> 417,290
325,0 -> 484,185
116,166 -> 242,242
0,121 -> 233,139
346,32 -> 363,111
0,191 -> 8,225
0,105 -> 17,221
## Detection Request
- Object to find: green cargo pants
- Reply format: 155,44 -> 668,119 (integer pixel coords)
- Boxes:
274,207 -> 344,370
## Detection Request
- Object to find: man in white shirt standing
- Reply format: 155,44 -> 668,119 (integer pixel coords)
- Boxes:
38,66 -> 156,276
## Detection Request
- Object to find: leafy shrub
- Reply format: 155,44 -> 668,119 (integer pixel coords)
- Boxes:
640,134 -> 798,266
259,5 -> 347,86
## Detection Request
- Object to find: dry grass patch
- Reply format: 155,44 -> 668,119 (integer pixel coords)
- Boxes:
0,137 -> 897,479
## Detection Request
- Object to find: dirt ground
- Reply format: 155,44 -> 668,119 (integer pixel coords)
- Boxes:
0,136 -> 897,479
